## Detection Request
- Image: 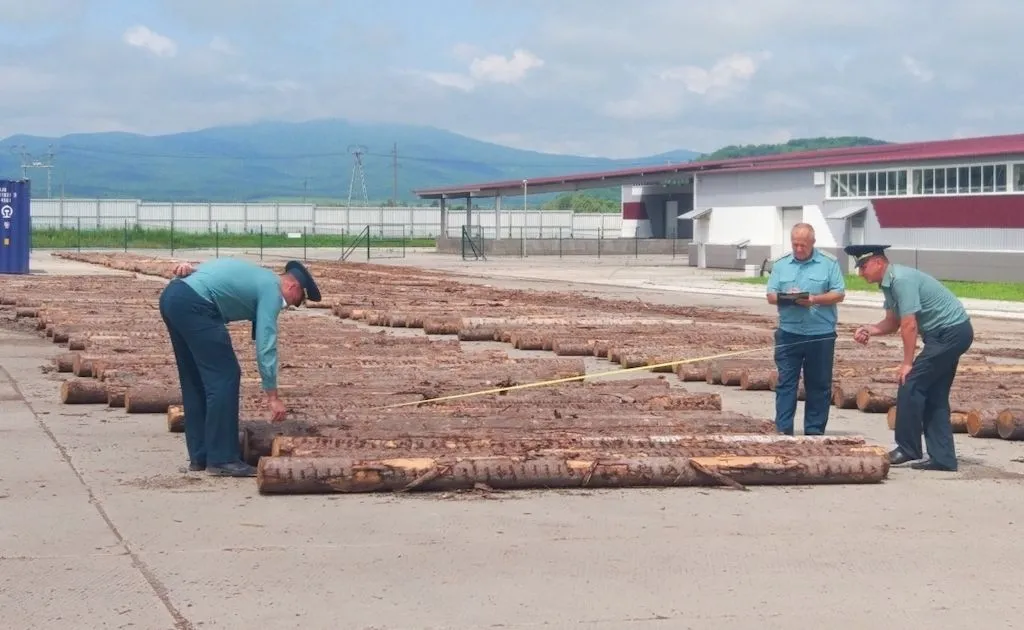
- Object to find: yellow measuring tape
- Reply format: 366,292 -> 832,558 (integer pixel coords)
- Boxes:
377,336 -> 842,410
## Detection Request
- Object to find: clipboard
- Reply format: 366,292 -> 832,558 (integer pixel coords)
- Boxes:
777,291 -> 809,304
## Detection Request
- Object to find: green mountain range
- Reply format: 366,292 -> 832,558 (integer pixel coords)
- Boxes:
0,118 -> 886,204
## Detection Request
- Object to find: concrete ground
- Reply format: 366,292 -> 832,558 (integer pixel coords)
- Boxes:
3,250 -> 1024,630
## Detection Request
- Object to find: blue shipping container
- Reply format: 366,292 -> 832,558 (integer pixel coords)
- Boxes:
0,179 -> 31,274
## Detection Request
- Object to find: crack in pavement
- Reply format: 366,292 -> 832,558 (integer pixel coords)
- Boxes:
0,363 -> 196,630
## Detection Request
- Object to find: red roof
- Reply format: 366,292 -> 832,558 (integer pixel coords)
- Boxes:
414,133 -> 1024,197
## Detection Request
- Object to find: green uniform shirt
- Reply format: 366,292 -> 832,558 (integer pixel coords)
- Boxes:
766,249 -> 846,336
880,263 -> 968,334
182,258 -> 284,390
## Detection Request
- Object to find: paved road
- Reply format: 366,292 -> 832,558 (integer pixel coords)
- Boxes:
2,251 -> 1023,629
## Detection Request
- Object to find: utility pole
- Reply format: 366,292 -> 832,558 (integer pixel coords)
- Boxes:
10,144 -> 56,198
346,144 -> 369,208
391,142 -> 398,206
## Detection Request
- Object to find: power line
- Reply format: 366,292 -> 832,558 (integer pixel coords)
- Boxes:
52,143 -> 684,170
346,144 -> 369,208
391,142 -> 398,206
10,144 -> 56,198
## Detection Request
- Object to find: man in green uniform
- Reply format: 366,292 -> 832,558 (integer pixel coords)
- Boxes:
845,244 -> 973,471
765,223 -> 846,436
160,257 -> 322,477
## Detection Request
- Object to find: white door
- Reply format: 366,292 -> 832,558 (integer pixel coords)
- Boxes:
695,217 -> 709,267
777,206 -> 803,257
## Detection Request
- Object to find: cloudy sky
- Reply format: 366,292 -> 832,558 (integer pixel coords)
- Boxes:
1,0 -> 1022,157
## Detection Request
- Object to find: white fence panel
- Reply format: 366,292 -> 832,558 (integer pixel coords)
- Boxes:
26,198 -> 627,239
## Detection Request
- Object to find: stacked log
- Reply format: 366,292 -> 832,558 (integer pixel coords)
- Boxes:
2,252 -> 916,496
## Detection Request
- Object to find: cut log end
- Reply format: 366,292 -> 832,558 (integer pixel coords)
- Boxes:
61,379 -> 109,405
996,408 -> 1024,440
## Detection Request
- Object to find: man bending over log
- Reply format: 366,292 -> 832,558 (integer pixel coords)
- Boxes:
765,223 -> 846,436
159,257 -> 322,477
846,244 -> 973,471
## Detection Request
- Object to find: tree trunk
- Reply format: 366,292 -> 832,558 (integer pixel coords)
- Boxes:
241,420 -> 323,465
54,353 -> 77,373
270,434 -> 870,458
552,340 -> 594,357
256,448 -> 891,494
457,327 -> 497,342
996,408 -> 1024,440
739,369 -> 774,391
856,387 -> 897,413
124,385 -> 183,414
61,379 -> 109,404
675,364 -> 707,382
966,407 -> 1001,439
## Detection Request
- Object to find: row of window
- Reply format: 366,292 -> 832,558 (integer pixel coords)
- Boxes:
827,163 -> 1024,199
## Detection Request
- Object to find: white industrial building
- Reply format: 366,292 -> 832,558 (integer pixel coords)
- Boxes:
415,133 -> 1024,281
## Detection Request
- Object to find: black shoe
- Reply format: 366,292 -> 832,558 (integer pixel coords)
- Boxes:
909,458 -> 957,472
887,448 -> 919,466
179,461 -> 206,473
207,461 -> 257,477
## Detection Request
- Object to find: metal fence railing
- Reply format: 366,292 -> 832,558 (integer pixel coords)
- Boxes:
443,226 -> 691,259
28,218 -> 425,261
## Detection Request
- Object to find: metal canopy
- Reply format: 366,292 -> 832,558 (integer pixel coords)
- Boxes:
826,204 -> 869,220
678,207 -> 712,220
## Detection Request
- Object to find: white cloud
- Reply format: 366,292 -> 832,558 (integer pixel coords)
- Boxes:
660,52 -> 769,96
469,49 -> 545,84
421,47 -> 545,92
122,25 -> 177,58
4,1 -> 1024,159
601,52 -> 769,121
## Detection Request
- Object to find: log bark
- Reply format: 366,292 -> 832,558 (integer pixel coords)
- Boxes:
457,327 -> 497,342
54,353 -> 76,373
167,405 -> 185,433
886,406 -> 968,433
739,369 -> 774,391
832,382 -> 861,409
106,384 -> 128,408
720,368 -> 744,387
551,340 -> 594,357
241,420 -> 322,464
856,387 -> 897,413
619,354 -> 648,369
675,364 -> 707,382
256,448 -> 891,494
61,379 -> 109,404
511,334 -> 545,351
124,385 -> 183,414
966,407 -> 1001,439
72,354 -> 96,378
422,318 -> 463,335
996,408 -> 1024,440
15,308 -> 38,318
591,341 -> 610,358
271,434 -> 870,458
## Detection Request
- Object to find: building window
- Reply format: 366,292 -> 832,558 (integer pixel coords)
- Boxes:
829,162 -> 1015,199
829,168 -> 907,198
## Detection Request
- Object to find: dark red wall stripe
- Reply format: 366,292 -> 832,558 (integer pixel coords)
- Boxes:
873,195 -> 1024,228
622,201 -> 647,220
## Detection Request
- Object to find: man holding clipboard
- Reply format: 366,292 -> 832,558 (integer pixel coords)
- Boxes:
765,223 -> 846,435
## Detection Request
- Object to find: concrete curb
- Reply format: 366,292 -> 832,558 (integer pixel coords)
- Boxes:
637,282 -> 1024,322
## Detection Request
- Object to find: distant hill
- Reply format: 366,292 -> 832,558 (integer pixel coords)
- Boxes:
0,119 -> 703,204
0,121 -> 888,204
697,136 -> 889,161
